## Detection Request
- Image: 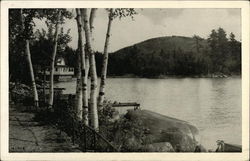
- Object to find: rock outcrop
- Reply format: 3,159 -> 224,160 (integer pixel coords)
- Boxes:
126,109 -> 201,152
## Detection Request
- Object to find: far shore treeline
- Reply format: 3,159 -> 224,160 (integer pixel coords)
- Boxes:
106,30 -> 241,77
10,11 -> 241,83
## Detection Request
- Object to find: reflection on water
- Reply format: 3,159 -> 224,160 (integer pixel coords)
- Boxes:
55,77 -> 241,150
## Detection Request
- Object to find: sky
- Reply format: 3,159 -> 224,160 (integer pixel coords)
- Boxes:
36,8 -> 241,52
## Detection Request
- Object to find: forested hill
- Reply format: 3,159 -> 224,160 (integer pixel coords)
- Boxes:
114,36 -> 207,55
101,31 -> 241,77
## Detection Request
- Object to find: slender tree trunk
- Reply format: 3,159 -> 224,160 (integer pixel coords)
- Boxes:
75,48 -> 83,120
83,46 -> 90,123
25,40 -> 39,107
98,10 -> 113,107
43,68 -> 46,103
20,9 -> 39,107
75,8 -> 86,123
86,8 -> 97,125
80,9 -> 90,125
82,9 -> 99,131
89,8 -> 97,43
48,10 -> 61,108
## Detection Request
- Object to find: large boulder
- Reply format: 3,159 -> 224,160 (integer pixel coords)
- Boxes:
126,109 -> 200,152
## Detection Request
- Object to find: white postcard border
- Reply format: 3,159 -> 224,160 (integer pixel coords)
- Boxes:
1,1 -> 249,161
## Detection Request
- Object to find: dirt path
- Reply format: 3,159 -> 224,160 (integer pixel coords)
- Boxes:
9,105 -> 81,152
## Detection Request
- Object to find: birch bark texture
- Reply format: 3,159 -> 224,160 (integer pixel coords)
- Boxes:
98,9 -> 113,107
75,8 -> 85,122
80,9 -> 90,124
20,9 -> 39,107
89,8 -> 97,41
48,10 -> 62,108
82,9 -> 99,130
25,41 -> 39,107
75,49 -> 83,121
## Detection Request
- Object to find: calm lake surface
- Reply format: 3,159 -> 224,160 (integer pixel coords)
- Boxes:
55,77 -> 241,150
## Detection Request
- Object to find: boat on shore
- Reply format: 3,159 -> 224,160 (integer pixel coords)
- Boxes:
216,140 -> 242,152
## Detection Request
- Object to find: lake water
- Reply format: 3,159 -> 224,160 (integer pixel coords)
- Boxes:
55,77 -> 241,150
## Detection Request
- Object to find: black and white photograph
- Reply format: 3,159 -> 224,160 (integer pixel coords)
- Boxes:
1,1 -> 249,161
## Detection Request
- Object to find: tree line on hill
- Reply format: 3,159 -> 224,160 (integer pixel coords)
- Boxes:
106,28 -> 241,77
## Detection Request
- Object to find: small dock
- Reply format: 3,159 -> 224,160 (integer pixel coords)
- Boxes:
37,87 -> 66,95
111,102 -> 140,110
37,87 -> 66,91
111,102 -> 140,115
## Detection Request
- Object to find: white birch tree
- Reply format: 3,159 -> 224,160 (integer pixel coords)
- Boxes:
20,9 -> 39,107
82,8 -> 99,130
75,8 -> 85,121
48,10 -> 62,108
97,9 -> 113,107
98,8 -> 137,107
41,9 -> 73,108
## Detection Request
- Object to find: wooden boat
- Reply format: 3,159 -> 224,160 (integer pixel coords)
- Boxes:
216,140 -> 242,152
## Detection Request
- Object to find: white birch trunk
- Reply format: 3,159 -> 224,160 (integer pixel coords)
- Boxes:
80,9 -> 90,125
75,48 -> 83,120
98,10 -> 113,107
89,8 -> 97,43
26,40 -> 39,107
20,9 -> 39,107
75,8 -> 86,123
83,48 -> 90,124
48,10 -> 61,108
82,9 -> 99,131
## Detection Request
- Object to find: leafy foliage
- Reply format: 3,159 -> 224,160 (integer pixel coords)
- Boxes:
97,102 -> 157,152
108,8 -> 137,20
9,9 -> 74,83
31,26 -> 73,67
36,9 -> 73,25
9,9 -> 30,83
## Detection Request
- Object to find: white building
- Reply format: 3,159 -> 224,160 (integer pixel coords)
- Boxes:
42,57 -> 74,81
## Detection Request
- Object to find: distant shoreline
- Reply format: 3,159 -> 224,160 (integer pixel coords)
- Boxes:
44,74 -> 242,83
107,74 -> 241,79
